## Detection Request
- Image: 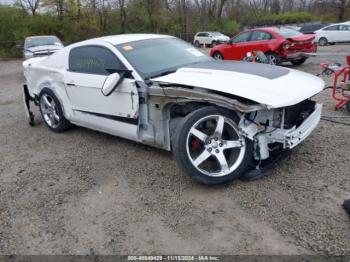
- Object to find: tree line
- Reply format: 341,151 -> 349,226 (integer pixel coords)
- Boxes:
0,0 -> 349,57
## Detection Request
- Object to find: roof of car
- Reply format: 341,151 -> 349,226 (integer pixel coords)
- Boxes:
97,34 -> 174,45
25,35 -> 58,39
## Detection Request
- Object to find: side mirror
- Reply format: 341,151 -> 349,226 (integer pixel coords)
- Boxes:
101,72 -> 123,96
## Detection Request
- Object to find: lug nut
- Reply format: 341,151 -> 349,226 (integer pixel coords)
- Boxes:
214,137 -> 218,141
208,148 -> 212,152
215,149 -> 219,153
208,140 -> 212,144
219,143 -> 223,147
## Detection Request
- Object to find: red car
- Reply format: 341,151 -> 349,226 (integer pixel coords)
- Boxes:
210,27 -> 317,65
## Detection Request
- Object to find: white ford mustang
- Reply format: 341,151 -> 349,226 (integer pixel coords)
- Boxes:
23,34 -> 324,184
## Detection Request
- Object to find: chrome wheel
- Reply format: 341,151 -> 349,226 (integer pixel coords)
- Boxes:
267,54 -> 277,65
40,94 -> 60,128
319,38 -> 328,46
213,52 -> 223,60
185,115 -> 246,177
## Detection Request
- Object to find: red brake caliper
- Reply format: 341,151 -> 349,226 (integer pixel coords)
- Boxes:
191,138 -> 202,151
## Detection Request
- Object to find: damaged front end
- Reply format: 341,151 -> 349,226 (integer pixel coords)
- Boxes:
239,99 -> 322,180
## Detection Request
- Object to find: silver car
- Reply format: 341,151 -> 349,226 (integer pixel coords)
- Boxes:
23,35 -> 64,59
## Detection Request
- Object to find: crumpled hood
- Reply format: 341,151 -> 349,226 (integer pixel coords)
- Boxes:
151,61 -> 324,108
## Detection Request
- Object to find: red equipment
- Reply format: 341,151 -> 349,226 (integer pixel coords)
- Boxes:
320,55 -> 350,112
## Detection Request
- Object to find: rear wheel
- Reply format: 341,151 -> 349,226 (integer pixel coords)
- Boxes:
194,41 -> 200,48
266,52 -> 281,65
318,37 -> 328,46
39,88 -> 71,132
213,52 -> 223,60
291,58 -> 307,66
173,106 -> 253,185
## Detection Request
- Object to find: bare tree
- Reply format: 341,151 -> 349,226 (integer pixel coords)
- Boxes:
19,0 -> 41,15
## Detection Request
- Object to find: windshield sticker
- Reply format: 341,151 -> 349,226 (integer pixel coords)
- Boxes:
186,48 -> 204,57
123,45 -> 133,51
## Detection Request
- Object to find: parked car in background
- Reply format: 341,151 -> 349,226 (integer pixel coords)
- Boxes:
315,23 -> 350,46
23,35 -> 64,59
299,23 -> 328,34
210,27 -> 317,65
193,32 -> 230,47
284,25 -> 301,31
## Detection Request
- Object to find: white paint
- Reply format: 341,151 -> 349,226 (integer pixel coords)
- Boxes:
152,66 -> 325,108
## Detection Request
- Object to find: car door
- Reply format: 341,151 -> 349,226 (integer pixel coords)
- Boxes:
338,24 -> 350,42
245,30 -> 273,53
226,31 -> 252,60
64,45 -> 139,140
202,33 -> 212,45
323,25 -> 339,42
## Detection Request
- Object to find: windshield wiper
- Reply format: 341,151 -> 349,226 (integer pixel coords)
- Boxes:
148,70 -> 176,79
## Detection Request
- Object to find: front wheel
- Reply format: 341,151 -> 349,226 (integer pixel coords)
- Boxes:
213,52 -> 223,60
318,37 -> 328,46
173,106 -> 253,185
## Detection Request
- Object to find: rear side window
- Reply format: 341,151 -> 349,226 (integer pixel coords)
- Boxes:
69,46 -> 126,75
339,25 -> 350,31
275,27 -> 302,38
250,31 -> 273,41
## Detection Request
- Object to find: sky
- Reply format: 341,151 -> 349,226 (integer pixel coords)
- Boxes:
0,0 -> 15,5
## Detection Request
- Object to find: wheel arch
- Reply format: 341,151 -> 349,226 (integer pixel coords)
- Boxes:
145,85 -> 264,151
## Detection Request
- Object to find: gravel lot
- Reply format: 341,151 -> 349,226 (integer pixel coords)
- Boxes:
0,45 -> 349,255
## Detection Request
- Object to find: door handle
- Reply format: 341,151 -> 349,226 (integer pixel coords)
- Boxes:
66,82 -> 76,87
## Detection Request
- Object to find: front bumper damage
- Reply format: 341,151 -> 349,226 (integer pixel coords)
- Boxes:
266,103 -> 322,149
240,102 -> 322,181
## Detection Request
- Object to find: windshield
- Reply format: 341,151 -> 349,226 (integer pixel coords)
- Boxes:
25,36 -> 62,48
274,27 -> 302,38
115,38 -> 212,79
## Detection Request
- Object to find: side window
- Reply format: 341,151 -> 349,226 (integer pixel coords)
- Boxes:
339,25 -> 350,31
232,32 -> 251,43
250,31 -> 272,41
197,33 -> 205,37
324,25 -> 339,31
203,33 -> 210,37
69,46 -> 126,75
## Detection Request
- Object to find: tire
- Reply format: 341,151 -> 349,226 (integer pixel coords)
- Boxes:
213,51 -> 224,60
39,88 -> 71,132
291,58 -> 307,66
266,52 -> 281,65
318,37 -> 328,46
194,41 -> 200,48
172,106 -> 253,185
211,41 -> 217,47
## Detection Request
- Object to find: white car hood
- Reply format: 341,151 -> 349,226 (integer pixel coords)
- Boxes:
26,45 -> 62,53
151,61 -> 324,108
